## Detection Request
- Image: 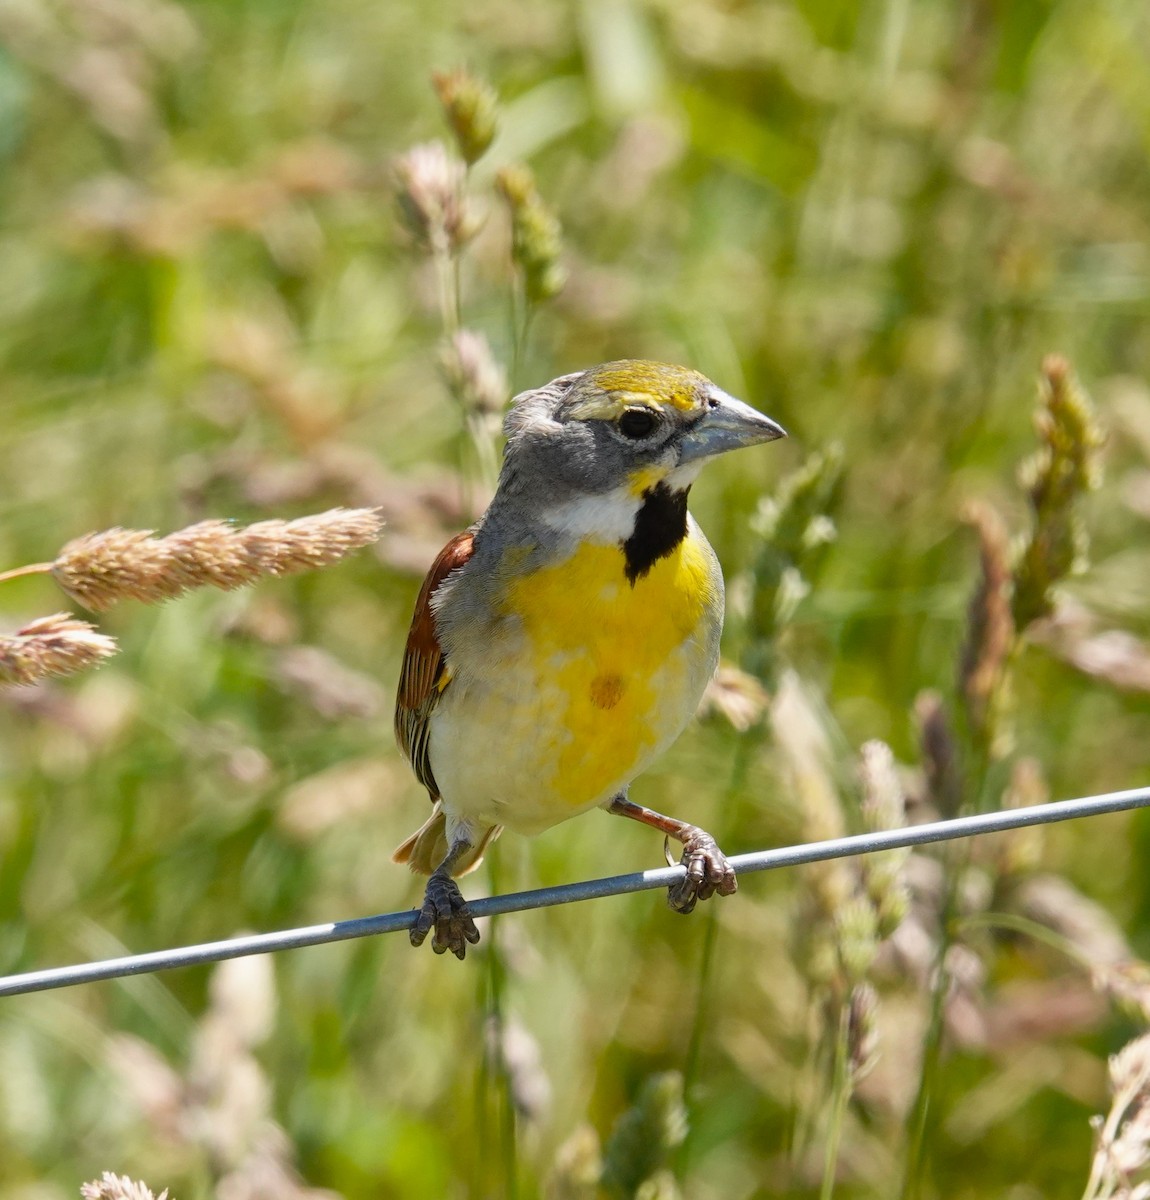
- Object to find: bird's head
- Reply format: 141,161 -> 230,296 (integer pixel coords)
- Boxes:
500,360 -> 785,513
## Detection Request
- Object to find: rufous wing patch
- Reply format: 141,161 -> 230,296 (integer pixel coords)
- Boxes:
394,530 -> 475,798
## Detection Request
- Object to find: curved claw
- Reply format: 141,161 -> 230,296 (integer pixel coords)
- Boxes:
667,828 -> 738,915
410,872 -> 480,959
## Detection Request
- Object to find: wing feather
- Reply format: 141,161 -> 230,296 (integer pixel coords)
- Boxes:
394,530 -> 475,798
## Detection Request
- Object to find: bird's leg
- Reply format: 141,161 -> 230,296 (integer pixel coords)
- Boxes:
410,835 -> 482,959
607,794 -> 738,915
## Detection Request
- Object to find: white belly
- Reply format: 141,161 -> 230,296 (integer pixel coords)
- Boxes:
427,639 -> 714,835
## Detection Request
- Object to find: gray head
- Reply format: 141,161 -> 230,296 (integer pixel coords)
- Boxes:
493,360 -> 785,520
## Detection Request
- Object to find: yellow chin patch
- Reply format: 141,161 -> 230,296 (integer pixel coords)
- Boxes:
627,465 -> 669,497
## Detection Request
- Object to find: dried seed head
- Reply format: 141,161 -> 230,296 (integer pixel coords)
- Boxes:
275,645 -> 385,721
1016,874 -> 1131,968
240,508 -> 384,575
81,1174 -> 168,1200
1013,356 -> 1106,631
53,527 -> 179,610
959,500 -> 1014,751
187,1016 -> 272,1169
847,982 -> 880,1082
0,613 -> 118,685
103,1034 -> 185,1140
165,519 -> 262,591
1087,1032 -> 1150,1199
1044,624 -> 1150,694
1112,1035 -> 1150,1098
496,163 -> 565,303
858,740 -> 904,833
212,1123 -> 328,1200
50,509 -> 383,611
432,68 -> 498,165
1111,1101 -> 1150,1179
856,740 -> 910,937
915,690 -> 963,817
1096,963 -> 1150,1026
441,329 -> 507,416
394,140 -> 477,254
699,663 -> 770,732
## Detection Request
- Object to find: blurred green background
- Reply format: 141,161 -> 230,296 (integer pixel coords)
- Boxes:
3,0 -> 1150,1196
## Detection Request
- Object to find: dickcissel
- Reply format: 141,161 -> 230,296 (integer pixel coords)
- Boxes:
394,360 -> 785,957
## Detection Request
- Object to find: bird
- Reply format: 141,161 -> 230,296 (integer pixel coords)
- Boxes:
393,359 -> 786,958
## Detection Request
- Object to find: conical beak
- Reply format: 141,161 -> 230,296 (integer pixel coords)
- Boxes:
677,387 -> 787,465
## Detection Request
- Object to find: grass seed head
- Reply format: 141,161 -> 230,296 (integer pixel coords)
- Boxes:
959,500 -> 1015,752
81,1174 -> 168,1200
441,329 -> 508,416
496,163 -> 566,303
394,140 -> 477,254
848,982 -> 880,1082
857,741 -> 910,937
432,68 -> 498,166
835,895 -> 880,984
1013,356 -> 1106,631
48,509 -> 383,611
915,690 -> 963,818
0,613 -> 118,685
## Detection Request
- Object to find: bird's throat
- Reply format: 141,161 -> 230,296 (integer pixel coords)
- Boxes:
623,483 -> 689,584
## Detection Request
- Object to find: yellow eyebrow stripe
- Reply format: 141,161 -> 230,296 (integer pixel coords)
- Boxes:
588,362 -> 708,412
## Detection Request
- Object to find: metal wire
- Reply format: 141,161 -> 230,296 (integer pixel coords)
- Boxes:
1,784 -> 1148,999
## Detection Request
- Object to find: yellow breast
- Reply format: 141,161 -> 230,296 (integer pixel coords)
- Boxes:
499,532 -> 721,810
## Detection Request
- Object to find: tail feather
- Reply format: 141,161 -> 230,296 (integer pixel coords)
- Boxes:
392,802 -> 501,876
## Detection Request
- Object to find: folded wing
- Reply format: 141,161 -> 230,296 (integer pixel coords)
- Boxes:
393,530 -> 475,799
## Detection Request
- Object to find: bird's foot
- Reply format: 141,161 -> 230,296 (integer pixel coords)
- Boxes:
667,827 -> 738,915
410,871 -> 480,959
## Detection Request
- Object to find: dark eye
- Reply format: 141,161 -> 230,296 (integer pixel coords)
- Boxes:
618,408 -> 657,439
